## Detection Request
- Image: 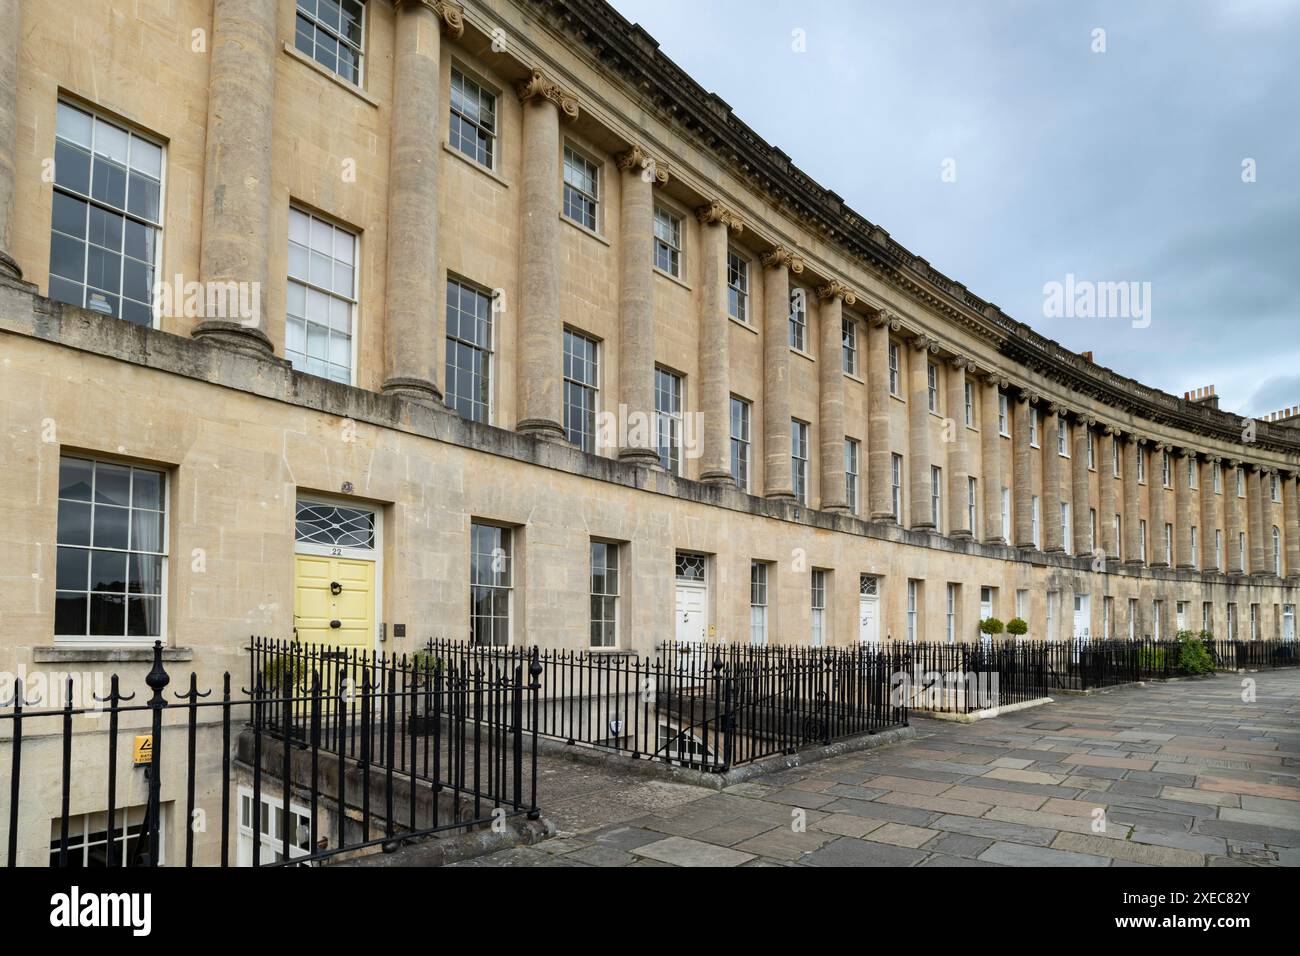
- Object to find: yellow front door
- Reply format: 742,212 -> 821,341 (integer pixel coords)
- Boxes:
294,553 -> 376,653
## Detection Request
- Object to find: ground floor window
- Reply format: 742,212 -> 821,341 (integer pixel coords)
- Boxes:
750,561 -> 769,646
810,569 -> 827,647
589,540 -> 619,648
237,787 -> 311,866
470,522 -> 511,646
49,805 -> 159,867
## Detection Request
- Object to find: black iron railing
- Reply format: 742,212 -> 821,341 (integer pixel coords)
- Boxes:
2,640 -> 540,868
418,638 -> 910,772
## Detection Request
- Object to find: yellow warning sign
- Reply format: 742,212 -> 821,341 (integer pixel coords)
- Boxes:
133,735 -> 153,766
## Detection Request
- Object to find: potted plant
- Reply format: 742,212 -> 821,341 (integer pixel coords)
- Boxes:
408,648 -> 444,736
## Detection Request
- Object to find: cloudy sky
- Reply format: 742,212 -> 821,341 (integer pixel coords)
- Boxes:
607,0 -> 1300,418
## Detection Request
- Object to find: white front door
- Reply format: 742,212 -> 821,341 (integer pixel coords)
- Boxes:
859,595 -> 879,646
1073,593 -> 1091,640
1176,602 -> 1188,632
1285,606 -> 1295,642
675,581 -> 707,644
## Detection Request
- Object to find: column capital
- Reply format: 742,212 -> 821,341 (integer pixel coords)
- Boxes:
395,0 -> 466,37
1178,446 -> 1198,459
1046,401 -> 1069,416
616,145 -> 670,184
869,309 -> 901,331
1014,386 -> 1040,405
760,245 -> 804,273
1226,457 -> 1241,469
1075,414 -> 1097,429
816,279 -> 857,304
979,370 -> 1010,389
517,67 -> 580,119
947,355 -> 975,372
910,333 -> 939,353
695,200 -> 744,234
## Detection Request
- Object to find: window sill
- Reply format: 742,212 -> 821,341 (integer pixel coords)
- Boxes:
282,42 -> 380,109
442,142 -> 511,188
729,315 -> 758,335
559,213 -> 610,247
845,371 -> 865,385
791,346 -> 814,362
889,392 -> 906,404
653,267 -> 691,291
34,645 -> 193,664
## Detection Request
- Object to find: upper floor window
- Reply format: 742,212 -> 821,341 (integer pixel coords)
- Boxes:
891,453 -> 903,522
449,68 -> 497,169
791,420 -> 809,505
562,145 -> 599,230
49,102 -> 163,328
1029,407 -> 1039,447
1112,437 -> 1121,478
998,393 -> 1009,436
1161,450 -> 1171,487
1057,414 -> 1069,457
1137,448 -> 1146,483
56,456 -> 166,643
927,362 -> 939,412
1188,457 -> 1198,489
445,277 -> 494,423
563,329 -> 599,452
1271,473 -> 1281,503
1274,526 -> 1282,575
1087,431 -> 1095,470
888,342 -> 901,396
1213,462 -> 1222,493
1236,466 -> 1245,498
294,0 -> 365,86
931,465 -> 942,531
842,318 -> 858,374
845,439 -> 860,513
730,396 -> 751,491
655,367 -> 683,475
788,287 -> 807,350
728,251 -> 750,323
653,205 -> 682,277
964,381 -> 974,427
287,206 -> 357,384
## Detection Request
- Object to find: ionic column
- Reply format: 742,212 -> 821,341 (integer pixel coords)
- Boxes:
1247,465 -> 1266,574
980,374 -> 1006,543
192,0 -> 279,356
1226,459 -> 1245,573
817,281 -> 854,512
1043,405 -> 1065,553
1149,443 -> 1169,567
908,335 -> 937,530
1013,390 -> 1037,548
1285,472 -> 1300,579
760,247 -> 801,499
1201,456 -> 1221,570
0,0 -> 20,279
1100,426 -> 1119,559
1123,434 -> 1145,566
616,146 -> 668,465
945,356 -> 972,537
1175,449 -> 1196,568
1072,415 -> 1093,555
381,0 -> 464,403
515,69 -> 578,440
867,312 -> 898,520
696,201 -> 743,483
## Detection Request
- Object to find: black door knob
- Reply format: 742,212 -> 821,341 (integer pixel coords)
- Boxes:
329,619 -> 341,629
330,581 -> 343,595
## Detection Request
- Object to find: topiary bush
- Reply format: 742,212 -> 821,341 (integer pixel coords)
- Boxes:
1006,618 -> 1028,638
979,617 -> 1005,638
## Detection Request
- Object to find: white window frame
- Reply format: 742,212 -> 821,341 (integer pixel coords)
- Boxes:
448,66 -> 498,170
589,539 -> 620,649
907,579 -> 919,643
845,438 -> 860,514
810,569 -> 827,647
931,465 -> 942,531
562,327 -> 600,453
927,362 -> 939,413
730,395 -> 752,492
562,144 -> 601,232
888,342 -> 901,397
728,249 -> 750,324
238,786 -> 309,867
1029,407 -> 1039,448
968,476 -> 977,533
1032,495 -> 1041,549
750,561 -> 769,646
891,453 -> 903,522
1057,414 -> 1069,457
945,583 -> 957,645
791,419 -> 809,505
293,0 -> 366,87
653,204 -> 683,278
1001,486 -> 1011,541
998,393 -> 1010,436
964,381 -> 974,427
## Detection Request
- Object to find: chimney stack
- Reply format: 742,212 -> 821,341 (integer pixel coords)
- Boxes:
1261,405 -> 1300,425
1185,384 -> 1220,411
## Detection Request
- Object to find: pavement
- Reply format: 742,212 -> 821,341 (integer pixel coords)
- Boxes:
450,668 -> 1300,867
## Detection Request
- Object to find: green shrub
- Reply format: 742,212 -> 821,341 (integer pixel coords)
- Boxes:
1177,632 -> 1215,676
979,617 -> 1005,637
1006,618 -> 1028,637
1138,645 -> 1167,671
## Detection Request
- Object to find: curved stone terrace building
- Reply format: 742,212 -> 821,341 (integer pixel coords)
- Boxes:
0,0 -> 1297,690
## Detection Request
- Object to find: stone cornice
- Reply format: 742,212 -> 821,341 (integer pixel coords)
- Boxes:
525,0 -> 1300,458
516,67 -> 580,119
616,145 -> 669,184
761,245 -> 804,273
695,200 -> 744,234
